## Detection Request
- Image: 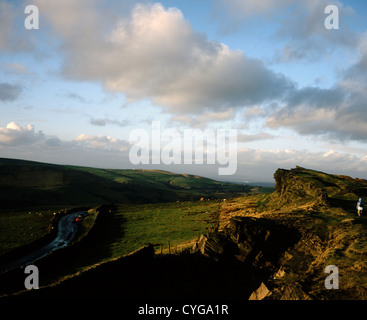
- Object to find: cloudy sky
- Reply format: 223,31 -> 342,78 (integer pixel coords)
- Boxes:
1,0 -> 367,183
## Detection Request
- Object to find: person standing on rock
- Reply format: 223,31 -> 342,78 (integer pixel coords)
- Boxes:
357,198 -> 365,217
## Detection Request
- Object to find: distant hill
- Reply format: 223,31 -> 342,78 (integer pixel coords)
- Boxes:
0,158 -> 251,208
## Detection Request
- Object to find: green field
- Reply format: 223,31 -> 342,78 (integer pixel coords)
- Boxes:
0,209 -> 55,256
117,200 -> 221,255
0,200 -> 222,264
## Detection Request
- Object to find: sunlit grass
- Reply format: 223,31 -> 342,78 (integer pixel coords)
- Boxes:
114,200 -> 221,256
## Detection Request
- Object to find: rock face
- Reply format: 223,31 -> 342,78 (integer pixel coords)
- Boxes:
191,232 -> 237,260
249,282 -> 271,300
192,217 -> 300,275
192,217 -> 301,300
273,167 -> 329,207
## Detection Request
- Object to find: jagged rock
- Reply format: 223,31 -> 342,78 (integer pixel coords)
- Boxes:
280,282 -> 311,300
248,282 -> 271,300
228,217 -> 299,267
191,232 -> 237,260
192,217 -> 299,273
273,267 -> 285,279
191,234 -> 208,255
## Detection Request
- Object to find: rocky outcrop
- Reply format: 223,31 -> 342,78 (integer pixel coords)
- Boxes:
193,217 -> 299,265
273,167 -> 329,208
191,232 -> 238,261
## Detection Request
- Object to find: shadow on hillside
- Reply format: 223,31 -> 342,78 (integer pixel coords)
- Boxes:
328,197 -> 358,214
8,247 -> 260,300
4,217 -> 301,300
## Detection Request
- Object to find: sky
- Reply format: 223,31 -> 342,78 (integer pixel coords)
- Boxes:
1,0 -> 367,183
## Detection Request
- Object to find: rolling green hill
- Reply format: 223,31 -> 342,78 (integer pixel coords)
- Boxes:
0,158 -> 250,208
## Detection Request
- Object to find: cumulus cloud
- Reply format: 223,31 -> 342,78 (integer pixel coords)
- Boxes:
0,122 -> 132,170
0,82 -> 22,102
266,38 -> 367,143
34,1 -> 294,113
266,86 -> 342,130
11,0 -> 365,146
0,121 -> 130,152
266,90 -> 367,142
74,134 -> 130,151
0,122 -> 44,146
0,121 -> 132,169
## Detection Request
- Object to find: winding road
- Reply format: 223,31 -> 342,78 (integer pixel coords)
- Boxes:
0,211 -> 85,273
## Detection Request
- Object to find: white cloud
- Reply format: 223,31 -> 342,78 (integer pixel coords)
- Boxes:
74,134 -> 130,151
266,69 -> 367,142
0,121 -> 132,169
35,1 -> 294,114
0,121 -> 130,153
0,122 -> 44,146
30,0 -> 364,144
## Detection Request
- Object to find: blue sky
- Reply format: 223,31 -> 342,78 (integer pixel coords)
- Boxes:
1,0 -> 367,183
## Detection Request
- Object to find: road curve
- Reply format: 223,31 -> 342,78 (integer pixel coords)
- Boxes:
0,211 -> 85,273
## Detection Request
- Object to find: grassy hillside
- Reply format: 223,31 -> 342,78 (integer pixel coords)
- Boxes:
0,157 -> 251,260
0,157 -> 250,208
